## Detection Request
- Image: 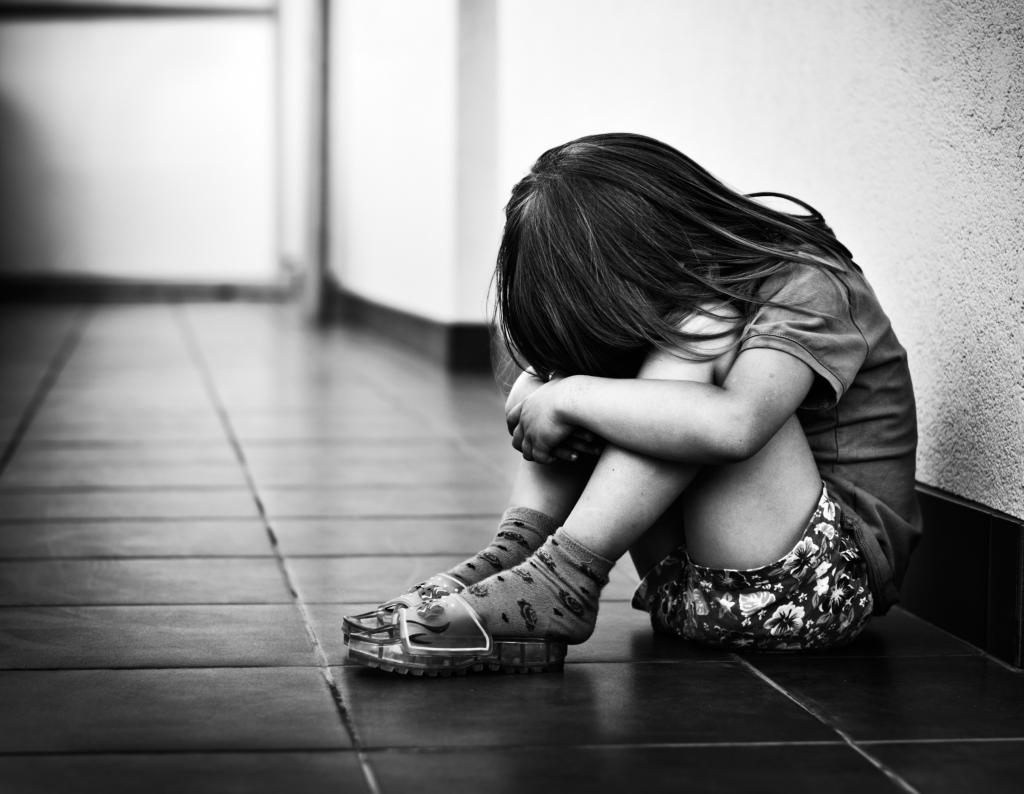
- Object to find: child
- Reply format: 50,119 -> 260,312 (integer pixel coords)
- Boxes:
343,133 -> 921,675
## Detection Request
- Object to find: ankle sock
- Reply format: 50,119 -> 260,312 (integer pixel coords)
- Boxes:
444,507 -> 561,587
459,528 -> 614,644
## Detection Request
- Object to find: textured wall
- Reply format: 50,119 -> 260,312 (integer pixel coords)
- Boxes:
498,0 -> 1024,518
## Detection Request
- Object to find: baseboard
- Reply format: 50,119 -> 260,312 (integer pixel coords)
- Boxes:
328,285 -> 493,373
0,274 -> 292,304
901,484 -> 1024,667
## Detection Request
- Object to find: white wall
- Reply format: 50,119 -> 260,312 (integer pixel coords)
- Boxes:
278,0 -> 320,282
0,16 -> 278,284
329,0 -> 460,322
496,0 -> 1024,519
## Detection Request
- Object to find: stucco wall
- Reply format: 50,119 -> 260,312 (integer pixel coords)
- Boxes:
497,0 -> 1024,518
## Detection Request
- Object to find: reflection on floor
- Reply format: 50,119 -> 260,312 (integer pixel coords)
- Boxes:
0,303 -> 1021,793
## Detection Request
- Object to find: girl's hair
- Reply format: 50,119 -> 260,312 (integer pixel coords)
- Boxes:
494,132 -> 854,379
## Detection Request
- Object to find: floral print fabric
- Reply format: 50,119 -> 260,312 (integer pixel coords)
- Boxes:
632,486 -> 873,651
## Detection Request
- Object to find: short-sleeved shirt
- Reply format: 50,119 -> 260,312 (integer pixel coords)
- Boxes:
739,260 -> 921,614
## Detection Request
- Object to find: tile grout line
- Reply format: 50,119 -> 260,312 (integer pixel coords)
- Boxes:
0,307 -> 92,480
174,305 -> 382,794
733,655 -> 922,794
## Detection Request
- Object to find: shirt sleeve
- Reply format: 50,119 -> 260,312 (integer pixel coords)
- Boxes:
739,264 -> 868,409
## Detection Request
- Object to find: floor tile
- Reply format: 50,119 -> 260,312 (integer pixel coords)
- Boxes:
6,443 -> 239,467
0,605 -> 315,668
802,607 -> 982,658
0,667 -> 350,752
0,752 -> 369,794
0,558 -> 292,605
369,745 -> 901,793
271,516 -> 502,556
287,555 -> 639,603
336,660 -> 836,748
0,489 -> 259,520
258,484 -> 510,519
22,415 -> 228,444
0,520 -> 272,558
251,458 -> 505,488
230,412 -> 446,442
866,740 -> 1024,794
305,603 -> 374,665
241,438 -> 472,465
0,460 -> 248,489
286,555 -> 467,603
749,655 -> 1024,740
572,600 -> 733,663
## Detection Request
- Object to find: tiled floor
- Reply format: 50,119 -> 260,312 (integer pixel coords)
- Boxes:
1,303 -> 1022,793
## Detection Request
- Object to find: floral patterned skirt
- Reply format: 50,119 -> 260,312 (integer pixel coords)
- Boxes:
632,485 -> 874,651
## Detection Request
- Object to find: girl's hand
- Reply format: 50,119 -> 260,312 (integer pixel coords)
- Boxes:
507,378 -> 601,464
504,370 -> 546,434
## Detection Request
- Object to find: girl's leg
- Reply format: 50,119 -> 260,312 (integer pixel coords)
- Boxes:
505,458 -> 593,523
438,455 -> 594,588
458,345 -> 822,644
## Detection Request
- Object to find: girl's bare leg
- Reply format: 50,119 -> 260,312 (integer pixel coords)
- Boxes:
454,344 -> 821,644
505,458 -> 593,523
562,349 -> 822,570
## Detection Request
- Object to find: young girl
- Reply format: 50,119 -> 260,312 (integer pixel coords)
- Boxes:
343,133 -> 921,675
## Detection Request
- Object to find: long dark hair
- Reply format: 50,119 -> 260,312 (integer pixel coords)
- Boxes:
494,132 -> 854,379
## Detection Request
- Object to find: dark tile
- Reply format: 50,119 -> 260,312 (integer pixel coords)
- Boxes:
0,489 -> 258,520
306,603 -> 374,665
271,516 -> 501,556
0,752 -> 369,794
287,556 -> 639,603
749,655 -> 1024,740
0,558 -> 291,605
0,605 -> 315,668
259,484 -> 509,519
866,740 -> 1024,794
0,668 -> 350,752
573,600 -> 733,663
286,555 -> 467,603
337,661 -> 835,748
987,515 -> 1024,667
369,745 -> 901,793
799,607 -> 982,658
901,489 -> 991,649
0,520 -> 272,558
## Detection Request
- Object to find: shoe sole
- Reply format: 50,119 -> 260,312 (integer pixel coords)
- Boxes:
346,635 -> 567,676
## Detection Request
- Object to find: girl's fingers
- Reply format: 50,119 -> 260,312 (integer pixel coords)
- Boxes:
506,401 -> 524,435
564,432 -> 604,457
511,423 -> 525,453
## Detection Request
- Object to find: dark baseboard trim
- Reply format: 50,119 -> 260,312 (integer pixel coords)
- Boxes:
0,274 -> 292,303
901,483 -> 1024,668
328,284 -> 492,373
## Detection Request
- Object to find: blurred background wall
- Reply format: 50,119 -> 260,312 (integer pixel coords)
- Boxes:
0,1 -> 279,287
0,1 -> 1021,523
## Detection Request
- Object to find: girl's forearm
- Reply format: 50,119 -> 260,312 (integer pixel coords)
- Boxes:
557,375 -> 754,464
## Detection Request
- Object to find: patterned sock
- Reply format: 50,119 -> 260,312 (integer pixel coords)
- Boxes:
444,507 -> 561,586
459,528 -> 614,644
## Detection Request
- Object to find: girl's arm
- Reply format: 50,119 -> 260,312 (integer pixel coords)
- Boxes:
508,333 -> 815,466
